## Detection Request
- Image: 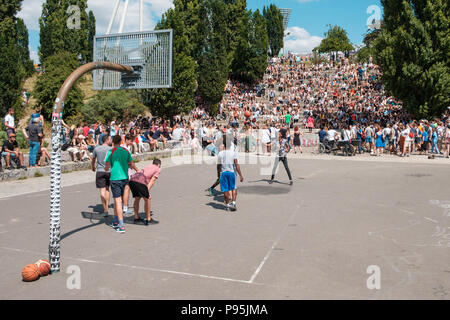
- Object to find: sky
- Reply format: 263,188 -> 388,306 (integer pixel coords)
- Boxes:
18,0 -> 382,64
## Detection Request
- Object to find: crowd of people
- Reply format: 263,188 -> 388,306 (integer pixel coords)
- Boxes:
2,54 -> 450,172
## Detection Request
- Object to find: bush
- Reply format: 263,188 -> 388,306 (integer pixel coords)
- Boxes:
81,90 -> 146,124
16,131 -> 29,149
0,131 -> 7,144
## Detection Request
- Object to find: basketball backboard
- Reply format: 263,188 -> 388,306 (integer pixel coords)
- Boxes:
93,29 -> 173,90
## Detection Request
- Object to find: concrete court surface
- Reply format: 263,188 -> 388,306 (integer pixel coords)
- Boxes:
0,155 -> 449,300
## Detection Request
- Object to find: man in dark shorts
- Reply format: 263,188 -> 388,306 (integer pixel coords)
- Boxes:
105,135 -> 139,233
91,135 -> 112,217
129,158 -> 161,225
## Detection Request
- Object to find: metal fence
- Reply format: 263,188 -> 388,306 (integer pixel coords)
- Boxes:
93,29 -> 173,90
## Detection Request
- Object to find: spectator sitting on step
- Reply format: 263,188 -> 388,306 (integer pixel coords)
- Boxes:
86,133 -> 96,153
67,135 -> 89,162
152,125 -> 167,149
1,133 -> 26,170
36,133 -> 51,167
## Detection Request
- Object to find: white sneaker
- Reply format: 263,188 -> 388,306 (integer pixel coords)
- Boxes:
123,208 -> 134,215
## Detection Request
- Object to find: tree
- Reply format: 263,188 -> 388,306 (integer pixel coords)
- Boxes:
145,53 -> 197,118
85,10 -> 96,62
263,4 -> 284,57
231,9 -> 269,84
224,0 -> 247,71
314,25 -> 354,54
374,0 -> 449,118
357,27 -> 382,63
39,0 -> 90,62
196,0 -> 229,113
0,0 -> 23,117
16,18 -> 35,77
81,91 -> 146,124
34,51 -> 84,120
141,1 -> 198,119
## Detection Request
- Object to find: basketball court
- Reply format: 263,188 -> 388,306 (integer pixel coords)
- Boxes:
1,155 -> 449,299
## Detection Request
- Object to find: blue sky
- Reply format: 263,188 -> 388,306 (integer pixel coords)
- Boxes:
21,0 -> 382,63
249,0 -> 382,44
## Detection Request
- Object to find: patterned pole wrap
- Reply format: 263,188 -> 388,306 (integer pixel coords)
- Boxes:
49,107 -> 63,273
48,62 -> 134,273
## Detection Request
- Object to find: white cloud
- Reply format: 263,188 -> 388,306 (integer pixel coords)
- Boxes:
89,0 -> 174,35
17,0 -> 174,34
284,26 -> 322,54
17,0 -> 44,30
29,47 -> 40,64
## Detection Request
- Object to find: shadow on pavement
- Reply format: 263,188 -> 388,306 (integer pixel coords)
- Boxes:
61,217 -> 106,241
206,202 -> 228,211
248,179 -> 294,186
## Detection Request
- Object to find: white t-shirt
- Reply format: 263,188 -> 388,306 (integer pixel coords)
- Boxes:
217,149 -> 237,173
172,128 -> 183,141
261,129 -> 271,144
327,129 -> 337,141
342,130 -> 351,141
4,114 -> 14,128
402,128 -> 413,142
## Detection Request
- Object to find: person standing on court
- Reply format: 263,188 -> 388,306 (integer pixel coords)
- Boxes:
217,134 -> 244,212
104,135 -> 139,234
129,158 -> 161,225
91,135 -> 112,217
269,128 -> 293,185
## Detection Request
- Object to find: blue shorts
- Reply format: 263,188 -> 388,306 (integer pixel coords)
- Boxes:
220,171 -> 236,192
2,152 -> 16,158
366,137 -> 372,143
110,179 -> 129,199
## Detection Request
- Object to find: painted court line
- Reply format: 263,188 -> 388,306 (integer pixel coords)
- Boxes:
248,204 -> 301,283
0,246 -> 251,285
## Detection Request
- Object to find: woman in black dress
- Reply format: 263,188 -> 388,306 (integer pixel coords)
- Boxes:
293,126 -> 303,154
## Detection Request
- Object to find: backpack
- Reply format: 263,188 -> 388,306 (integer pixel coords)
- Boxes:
1,116 -> 6,128
361,130 -> 366,140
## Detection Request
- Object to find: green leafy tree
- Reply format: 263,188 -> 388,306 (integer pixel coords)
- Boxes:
224,0 -> 247,71
263,4 -> 284,57
39,0 -> 90,62
141,1 -> 198,119
357,27 -> 382,63
16,18 -> 35,77
81,91 -> 146,124
314,25 -> 354,53
145,53 -> 197,118
171,0 -> 201,59
231,9 -> 269,84
0,0 -> 23,117
85,10 -> 96,62
34,51 -> 84,120
374,0 -> 449,118
196,0 -> 229,113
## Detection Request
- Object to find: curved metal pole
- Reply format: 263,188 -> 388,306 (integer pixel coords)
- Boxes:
49,62 -> 133,273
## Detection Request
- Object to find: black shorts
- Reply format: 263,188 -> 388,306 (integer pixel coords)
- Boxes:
96,172 -> 111,189
129,181 -> 150,199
